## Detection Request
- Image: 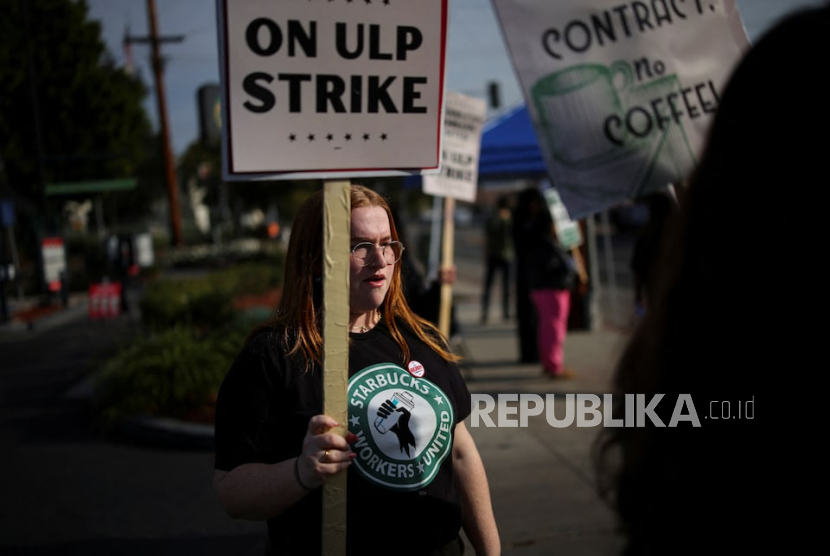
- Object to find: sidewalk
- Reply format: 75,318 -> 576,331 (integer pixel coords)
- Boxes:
0,286 -> 143,343
0,292 -> 90,340
452,293 -> 630,555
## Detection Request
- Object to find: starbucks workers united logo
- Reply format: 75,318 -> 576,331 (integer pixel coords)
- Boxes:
348,364 -> 454,491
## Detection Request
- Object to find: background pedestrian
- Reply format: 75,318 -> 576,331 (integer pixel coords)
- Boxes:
481,195 -> 514,324
511,187 -> 547,363
526,208 -> 578,379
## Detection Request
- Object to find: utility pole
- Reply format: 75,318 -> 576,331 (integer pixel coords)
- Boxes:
125,0 -> 184,246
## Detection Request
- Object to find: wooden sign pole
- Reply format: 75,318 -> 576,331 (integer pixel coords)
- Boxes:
322,180 -> 350,556
438,196 -> 455,338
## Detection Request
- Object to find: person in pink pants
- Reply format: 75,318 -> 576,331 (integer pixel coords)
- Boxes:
522,188 -> 578,378
530,288 -> 571,376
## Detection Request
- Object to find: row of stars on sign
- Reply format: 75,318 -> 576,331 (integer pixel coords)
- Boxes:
289,132 -> 389,141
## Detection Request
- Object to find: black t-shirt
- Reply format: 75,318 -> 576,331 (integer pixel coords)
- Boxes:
214,319 -> 472,555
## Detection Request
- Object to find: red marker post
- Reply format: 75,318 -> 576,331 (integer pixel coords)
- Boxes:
88,282 -> 122,319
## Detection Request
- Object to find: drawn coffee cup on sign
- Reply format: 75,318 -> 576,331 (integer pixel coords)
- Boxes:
531,61 -> 639,168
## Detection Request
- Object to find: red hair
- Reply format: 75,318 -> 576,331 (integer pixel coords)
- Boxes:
256,184 -> 459,371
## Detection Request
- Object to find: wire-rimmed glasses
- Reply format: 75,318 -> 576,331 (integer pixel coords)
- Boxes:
350,241 -> 405,267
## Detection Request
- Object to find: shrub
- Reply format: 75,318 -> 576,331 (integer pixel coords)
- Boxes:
93,324 -> 248,427
139,278 -> 215,331
95,259 -> 283,429
209,261 -> 282,296
139,260 -> 282,332
139,275 -> 233,332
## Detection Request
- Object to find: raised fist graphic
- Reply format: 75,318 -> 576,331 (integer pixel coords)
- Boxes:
374,393 -> 417,457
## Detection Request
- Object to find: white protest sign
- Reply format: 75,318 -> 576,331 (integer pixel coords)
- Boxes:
423,91 -> 488,203
217,0 -> 449,180
134,233 -> 155,268
41,237 -> 66,292
492,0 -> 749,218
542,186 -> 583,250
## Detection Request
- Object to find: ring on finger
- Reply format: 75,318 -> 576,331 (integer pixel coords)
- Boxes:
323,450 -> 330,462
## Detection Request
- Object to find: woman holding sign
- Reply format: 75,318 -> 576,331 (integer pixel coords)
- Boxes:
213,185 -> 500,555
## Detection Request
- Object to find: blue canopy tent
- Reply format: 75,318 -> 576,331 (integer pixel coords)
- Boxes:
403,103 -> 546,187
478,104 -> 547,179
478,104 -> 650,230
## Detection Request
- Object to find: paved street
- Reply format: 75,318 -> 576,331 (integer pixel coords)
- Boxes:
0,305 -> 268,554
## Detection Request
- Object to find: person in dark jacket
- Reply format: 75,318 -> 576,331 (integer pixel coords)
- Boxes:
511,187 -> 548,363
481,195 -> 514,323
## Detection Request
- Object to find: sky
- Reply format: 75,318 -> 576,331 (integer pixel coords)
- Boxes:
86,0 -> 826,157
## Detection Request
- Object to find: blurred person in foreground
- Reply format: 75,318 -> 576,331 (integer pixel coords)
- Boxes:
213,185 -> 499,555
595,5 -> 829,555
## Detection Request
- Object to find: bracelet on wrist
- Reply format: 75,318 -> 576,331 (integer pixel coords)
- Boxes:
294,457 -> 314,491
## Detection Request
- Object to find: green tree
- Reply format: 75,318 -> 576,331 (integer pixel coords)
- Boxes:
0,0 -> 153,218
